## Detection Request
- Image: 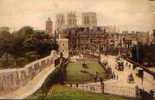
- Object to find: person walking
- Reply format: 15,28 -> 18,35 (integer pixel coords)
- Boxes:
112,72 -> 115,79
117,75 -> 118,80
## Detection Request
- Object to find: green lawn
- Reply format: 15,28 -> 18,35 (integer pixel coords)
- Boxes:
66,62 -> 106,83
28,84 -> 130,100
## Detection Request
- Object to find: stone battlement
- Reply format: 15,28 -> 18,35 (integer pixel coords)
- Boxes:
0,51 -> 57,95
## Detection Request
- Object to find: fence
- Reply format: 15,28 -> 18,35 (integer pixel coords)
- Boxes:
66,81 -> 137,98
104,83 -> 136,97
66,82 -> 103,93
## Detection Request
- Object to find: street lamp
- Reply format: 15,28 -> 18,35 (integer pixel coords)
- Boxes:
152,12 -> 155,42
153,12 -> 155,29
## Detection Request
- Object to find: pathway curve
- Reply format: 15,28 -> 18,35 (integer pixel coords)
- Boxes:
67,55 -> 155,97
0,64 -> 55,99
102,55 -> 155,92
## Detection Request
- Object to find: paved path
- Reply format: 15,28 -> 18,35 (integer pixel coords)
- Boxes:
66,55 -> 155,97
101,55 -> 155,92
0,64 -> 55,99
106,56 -> 136,87
67,55 -> 137,95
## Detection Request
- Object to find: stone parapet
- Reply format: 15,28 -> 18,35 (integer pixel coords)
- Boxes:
0,51 -> 57,95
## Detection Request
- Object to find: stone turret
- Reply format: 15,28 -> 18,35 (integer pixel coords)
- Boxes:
46,18 -> 53,37
57,38 -> 69,58
57,30 -> 69,58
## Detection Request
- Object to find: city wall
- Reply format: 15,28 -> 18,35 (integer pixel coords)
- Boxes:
121,58 -> 155,92
122,58 -> 155,82
0,51 -> 57,95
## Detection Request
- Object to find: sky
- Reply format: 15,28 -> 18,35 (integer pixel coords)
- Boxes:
0,0 -> 155,32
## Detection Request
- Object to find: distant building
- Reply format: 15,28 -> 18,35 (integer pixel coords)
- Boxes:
46,18 -> 53,37
58,26 -> 152,56
55,12 -> 98,30
67,12 -> 77,27
121,31 -> 151,48
82,12 -> 97,26
58,27 -> 123,55
136,32 -> 150,45
56,14 -> 65,29
104,25 -> 117,33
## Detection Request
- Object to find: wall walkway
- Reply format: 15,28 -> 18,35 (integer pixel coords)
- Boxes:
0,51 -> 57,99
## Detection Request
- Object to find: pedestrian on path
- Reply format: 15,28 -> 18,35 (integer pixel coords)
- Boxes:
70,83 -> 72,87
112,72 -> 116,79
76,83 -> 79,88
116,75 -> 118,80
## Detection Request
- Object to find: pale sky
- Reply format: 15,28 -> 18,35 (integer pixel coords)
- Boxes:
0,0 -> 155,32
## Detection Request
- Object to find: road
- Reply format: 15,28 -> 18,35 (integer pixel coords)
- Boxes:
101,55 -> 155,92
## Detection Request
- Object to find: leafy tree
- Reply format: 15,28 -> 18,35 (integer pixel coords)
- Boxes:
131,43 -> 144,64
0,30 -> 13,66
0,26 -> 59,69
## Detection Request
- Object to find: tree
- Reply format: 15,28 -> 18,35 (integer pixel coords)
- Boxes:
0,26 -> 59,69
23,30 -> 58,58
16,26 -> 34,37
11,26 -> 34,57
0,30 -> 13,66
131,43 -> 144,64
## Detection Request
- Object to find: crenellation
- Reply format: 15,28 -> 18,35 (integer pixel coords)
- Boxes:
34,63 -> 39,74
21,71 -> 27,86
12,73 -> 17,90
7,73 -> 12,91
0,51 -> 57,96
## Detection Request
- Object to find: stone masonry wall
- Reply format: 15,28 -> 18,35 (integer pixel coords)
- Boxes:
121,58 -> 155,83
0,51 -> 57,95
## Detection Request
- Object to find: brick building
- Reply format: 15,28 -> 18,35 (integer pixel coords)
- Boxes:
59,27 -> 123,55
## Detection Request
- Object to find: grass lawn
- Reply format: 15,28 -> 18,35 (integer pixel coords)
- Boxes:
28,84 -> 130,100
66,62 -> 106,83
26,85 -> 131,100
